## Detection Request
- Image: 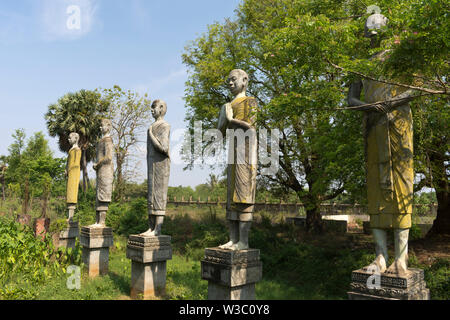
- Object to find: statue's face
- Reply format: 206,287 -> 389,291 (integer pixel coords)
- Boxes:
364,13 -> 388,38
100,121 -> 111,135
68,134 -> 78,146
227,71 -> 247,96
151,101 -> 166,119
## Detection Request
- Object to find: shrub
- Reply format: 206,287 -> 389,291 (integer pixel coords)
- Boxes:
0,215 -> 82,299
409,224 -> 423,240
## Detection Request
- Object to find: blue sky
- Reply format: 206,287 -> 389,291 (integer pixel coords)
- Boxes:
0,0 -> 241,187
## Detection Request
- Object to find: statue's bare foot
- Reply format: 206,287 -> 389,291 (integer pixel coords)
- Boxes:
386,260 -> 409,277
362,255 -> 387,274
230,241 -> 248,251
87,223 -> 104,228
219,241 -> 234,249
139,229 -> 156,237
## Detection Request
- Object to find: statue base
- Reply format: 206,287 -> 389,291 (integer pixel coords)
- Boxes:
348,268 -> 430,300
58,221 -> 79,249
201,248 -> 262,300
126,235 -> 172,299
80,226 -> 113,278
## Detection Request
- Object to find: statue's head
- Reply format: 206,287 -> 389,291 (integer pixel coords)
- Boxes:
227,69 -> 248,97
100,119 -> 112,135
68,132 -> 80,146
151,99 -> 167,120
364,13 -> 388,38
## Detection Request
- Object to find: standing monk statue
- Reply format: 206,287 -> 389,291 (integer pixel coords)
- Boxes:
218,69 -> 258,251
348,12 -> 417,276
66,132 -> 82,222
92,119 -> 114,227
141,100 -> 170,236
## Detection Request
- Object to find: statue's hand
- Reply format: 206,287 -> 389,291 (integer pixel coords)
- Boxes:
149,125 -> 154,136
225,103 -> 233,121
374,103 -> 390,114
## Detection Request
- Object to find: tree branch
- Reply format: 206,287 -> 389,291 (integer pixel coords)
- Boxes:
326,59 -> 448,95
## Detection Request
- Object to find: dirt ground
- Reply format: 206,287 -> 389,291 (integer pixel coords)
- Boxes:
409,235 -> 450,265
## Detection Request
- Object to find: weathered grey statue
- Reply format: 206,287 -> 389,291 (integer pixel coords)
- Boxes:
348,13 -> 416,276
92,119 -> 114,227
141,100 -> 171,236
218,69 -> 258,251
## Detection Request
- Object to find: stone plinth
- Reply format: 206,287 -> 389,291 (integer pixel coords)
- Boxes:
58,221 -> 79,249
126,235 -> 172,299
80,226 -> 113,278
201,248 -> 262,300
348,268 -> 430,300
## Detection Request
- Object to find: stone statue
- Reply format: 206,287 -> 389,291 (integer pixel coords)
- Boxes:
92,119 -> 114,227
218,69 -> 258,251
347,13 -> 416,276
141,99 -> 171,237
66,132 -> 82,222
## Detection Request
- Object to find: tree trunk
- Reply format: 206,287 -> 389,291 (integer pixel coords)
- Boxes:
303,194 -> 324,233
22,178 -> 30,214
114,152 -> 125,201
1,177 -> 4,202
41,185 -> 50,218
306,206 -> 324,233
427,158 -> 450,236
81,149 -> 89,193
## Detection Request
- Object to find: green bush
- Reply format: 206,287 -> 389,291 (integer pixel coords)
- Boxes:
409,224 -> 423,240
116,198 -> 148,237
0,215 -> 82,300
424,258 -> 450,300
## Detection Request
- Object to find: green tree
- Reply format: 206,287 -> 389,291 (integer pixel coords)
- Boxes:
45,90 -> 109,192
387,0 -> 449,236
99,85 -> 152,201
182,0 -> 366,232
5,131 -> 65,216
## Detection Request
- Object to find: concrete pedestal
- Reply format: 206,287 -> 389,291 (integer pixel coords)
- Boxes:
201,248 -> 262,300
348,268 -> 430,300
58,221 -> 79,249
126,235 -> 172,299
80,226 -> 113,278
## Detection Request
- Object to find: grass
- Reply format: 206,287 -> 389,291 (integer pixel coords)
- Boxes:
1,203 -> 448,300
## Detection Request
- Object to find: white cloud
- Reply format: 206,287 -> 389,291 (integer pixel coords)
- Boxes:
39,0 -> 99,41
134,68 -> 187,97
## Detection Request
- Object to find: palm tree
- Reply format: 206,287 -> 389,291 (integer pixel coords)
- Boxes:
45,90 -> 109,192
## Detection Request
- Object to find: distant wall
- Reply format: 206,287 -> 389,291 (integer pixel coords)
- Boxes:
166,196 -> 438,216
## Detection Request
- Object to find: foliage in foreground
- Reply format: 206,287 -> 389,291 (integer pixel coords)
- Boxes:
1,208 -> 448,300
0,216 -> 82,299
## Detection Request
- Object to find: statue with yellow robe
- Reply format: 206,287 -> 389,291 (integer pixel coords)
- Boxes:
348,12 -> 416,276
66,132 -> 82,222
218,69 -> 258,251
